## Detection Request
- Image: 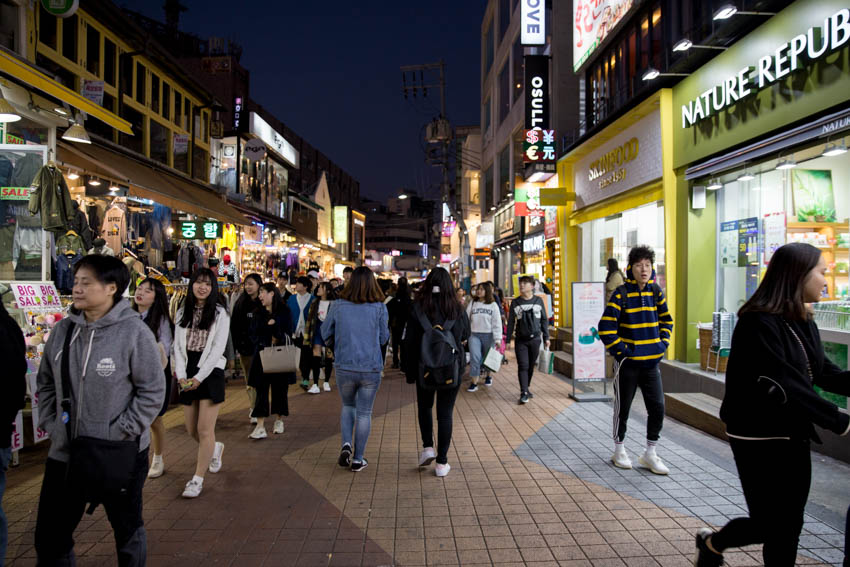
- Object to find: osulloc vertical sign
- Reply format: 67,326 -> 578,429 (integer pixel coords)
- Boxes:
524,55 -> 550,130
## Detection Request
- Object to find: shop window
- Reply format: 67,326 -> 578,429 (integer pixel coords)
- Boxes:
173,143 -> 188,174
151,74 -> 160,114
201,110 -> 209,143
484,21 -> 494,77
484,164 -> 494,212
499,144 -> 510,202
103,39 -> 116,86
184,99 -> 192,131
639,14 -> 650,72
39,3 -> 57,51
62,15 -> 77,64
135,62 -> 146,105
86,24 -> 99,76
512,36 -> 523,104
0,144 -> 47,281
174,91 -> 182,127
498,61 -> 510,124
193,146 -> 208,181
651,3 -> 663,69
483,98 -> 491,135
0,2 -> 21,53
513,132 -> 524,185
86,93 -> 115,140
120,53 -> 133,96
150,119 -> 169,166
627,29 -> 637,97
35,53 -> 75,89
162,83 -> 170,120
498,0 -> 510,42
4,113 -> 48,145
119,104 -> 144,155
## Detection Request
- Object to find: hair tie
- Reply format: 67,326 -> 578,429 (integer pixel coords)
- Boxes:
432,286 -> 440,293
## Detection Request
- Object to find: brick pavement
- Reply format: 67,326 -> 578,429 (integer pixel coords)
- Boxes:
3,356 -> 846,566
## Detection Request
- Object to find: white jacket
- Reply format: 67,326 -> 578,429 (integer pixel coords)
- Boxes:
466,300 -> 503,342
172,304 -> 230,383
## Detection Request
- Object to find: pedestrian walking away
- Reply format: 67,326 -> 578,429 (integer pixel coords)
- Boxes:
34,255 -> 164,567
230,273 -> 263,423
0,299 -> 27,565
403,267 -> 470,477
248,283 -> 295,439
304,281 -> 337,393
598,245 -> 673,475
693,243 -> 850,567
173,268 -> 230,499
466,282 -> 502,391
322,267 -> 389,472
605,258 -> 626,302
133,278 -> 174,480
506,275 -> 549,404
287,276 -> 315,391
387,277 -> 413,369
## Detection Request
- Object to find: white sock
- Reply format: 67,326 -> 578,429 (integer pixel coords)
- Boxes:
646,440 -> 657,454
192,475 -> 204,485
152,454 -> 163,465
614,441 -> 625,452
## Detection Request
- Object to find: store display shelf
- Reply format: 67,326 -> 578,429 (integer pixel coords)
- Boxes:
787,221 -> 850,229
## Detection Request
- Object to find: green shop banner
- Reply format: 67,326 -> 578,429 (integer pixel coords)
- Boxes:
672,0 -> 850,169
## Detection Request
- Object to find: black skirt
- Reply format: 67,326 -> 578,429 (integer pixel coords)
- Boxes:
158,361 -> 173,416
179,350 -> 226,405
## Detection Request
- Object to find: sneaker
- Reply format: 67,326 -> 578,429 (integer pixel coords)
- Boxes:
182,479 -> 203,498
338,444 -> 352,467
250,417 -> 258,425
484,376 -> 492,386
435,463 -> 451,477
519,393 -> 529,404
611,446 -> 632,470
527,390 -> 534,399
147,459 -> 164,479
419,447 -> 436,467
467,382 -> 478,392
273,420 -> 285,434
308,384 -> 321,394
639,450 -> 670,475
300,379 -> 310,390
208,442 -> 224,473
249,426 -> 268,440
350,458 -> 368,472
323,382 -> 331,392
694,528 -> 723,567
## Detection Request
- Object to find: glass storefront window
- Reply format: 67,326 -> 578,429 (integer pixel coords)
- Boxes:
579,201 -> 666,291
0,144 -> 48,281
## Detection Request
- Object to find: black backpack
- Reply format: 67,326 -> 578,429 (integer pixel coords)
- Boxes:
514,298 -> 541,340
414,305 -> 462,390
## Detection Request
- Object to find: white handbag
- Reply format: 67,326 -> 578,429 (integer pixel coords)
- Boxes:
259,335 -> 300,374
483,346 -> 502,373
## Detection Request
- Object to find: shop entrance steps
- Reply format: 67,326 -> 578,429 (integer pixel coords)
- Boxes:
664,392 -> 727,441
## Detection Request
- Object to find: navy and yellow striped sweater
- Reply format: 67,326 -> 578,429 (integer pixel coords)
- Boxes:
597,266 -> 673,367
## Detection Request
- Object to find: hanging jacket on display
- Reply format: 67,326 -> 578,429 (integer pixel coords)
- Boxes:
55,231 -> 86,257
28,165 -> 75,233
10,153 -> 42,187
101,205 -> 126,253
68,204 -> 93,250
87,204 -> 102,237
13,213 -> 42,265
55,253 -> 82,293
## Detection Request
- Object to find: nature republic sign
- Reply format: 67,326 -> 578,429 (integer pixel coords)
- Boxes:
672,0 -> 850,169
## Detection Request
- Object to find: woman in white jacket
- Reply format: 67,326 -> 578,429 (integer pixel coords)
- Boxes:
172,268 -> 230,499
466,282 -> 503,392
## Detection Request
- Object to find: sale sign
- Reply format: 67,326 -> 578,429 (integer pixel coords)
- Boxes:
1,187 -> 30,200
28,373 -> 49,444
11,282 -> 62,310
10,411 -> 23,452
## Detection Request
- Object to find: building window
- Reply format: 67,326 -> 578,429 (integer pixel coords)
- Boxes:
135,62 -> 145,104
174,134 -> 189,173
484,21 -> 494,76
640,14 -> 650,72
151,74 -> 160,114
513,132 -> 524,187
174,91 -> 182,127
484,98 -> 491,134
499,144 -> 510,201
119,104 -> 144,155
499,0 -> 510,42
120,53 -> 133,96
86,93 -> 115,140
104,39 -> 116,86
162,83 -> 170,120
150,119 -> 168,166
0,2 -> 21,53
86,24 -> 99,76
512,36 -> 523,103
193,146 -> 208,181
484,164 -> 494,213
62,15 -> 77,64
184,98 -> 191,131
496,62 -> 512,126
651,3 -> 663,69
38,4 -> 57,51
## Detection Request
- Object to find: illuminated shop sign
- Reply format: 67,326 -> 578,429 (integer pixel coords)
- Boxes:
176,221 -> 222,240
521,0 -> 546,45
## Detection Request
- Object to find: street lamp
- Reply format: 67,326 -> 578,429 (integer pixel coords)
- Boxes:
642,67 -> 690,81
672,38 -> 727,52
713,3 -> 776,20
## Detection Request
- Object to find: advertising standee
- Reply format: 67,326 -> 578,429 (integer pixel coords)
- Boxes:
570,282 -> 612,402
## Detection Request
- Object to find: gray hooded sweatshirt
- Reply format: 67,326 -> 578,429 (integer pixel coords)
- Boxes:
37,299 -> 164,463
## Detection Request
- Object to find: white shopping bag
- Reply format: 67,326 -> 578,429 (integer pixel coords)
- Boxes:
537,348 -> 554,374
483,347 -> 502,373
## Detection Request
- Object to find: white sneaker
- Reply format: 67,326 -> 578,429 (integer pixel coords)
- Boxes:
147,459 -> 164,479
250,426 -> 268,439
419,447 -> 436,466
182,479 -> 203,498
323,382 -> 331,392
639,450 -> 670,475
208,442 -> 224,473
435,463 -> 451,477
273,420 -> 285,434
308,384 -> 321,394
611,446 -> 633,469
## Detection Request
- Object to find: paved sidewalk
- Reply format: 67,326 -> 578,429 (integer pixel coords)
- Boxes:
3,355 -> 847,566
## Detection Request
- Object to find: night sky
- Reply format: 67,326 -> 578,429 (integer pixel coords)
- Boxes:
129,1 -> 485,202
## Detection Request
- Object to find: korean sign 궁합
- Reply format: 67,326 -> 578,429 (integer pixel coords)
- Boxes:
176,221 -> 223,240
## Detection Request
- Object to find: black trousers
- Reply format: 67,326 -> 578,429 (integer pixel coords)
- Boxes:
612,360 -> 665,442
416,382 -> 460,465
250,355 -> 289,418
712,438 -> 811,566
294,336 -> 312,382
309,354 -> 333,385
391,327 -> 404,366
515,336 -> 541,394
35,448 -> 148,567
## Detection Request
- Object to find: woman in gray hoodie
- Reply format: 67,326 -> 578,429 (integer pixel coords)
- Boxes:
35,255 -> 164,567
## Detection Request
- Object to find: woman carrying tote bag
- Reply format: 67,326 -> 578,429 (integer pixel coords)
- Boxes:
465,282 -> 502,392
248,283 -> 295,439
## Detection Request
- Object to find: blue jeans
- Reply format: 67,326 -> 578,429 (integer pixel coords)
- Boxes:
0,446 -> 10,565
468,332 -> 494,379
336,370 -> 381,461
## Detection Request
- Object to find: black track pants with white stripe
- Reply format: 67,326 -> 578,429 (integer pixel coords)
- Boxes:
612,360 -> 665,443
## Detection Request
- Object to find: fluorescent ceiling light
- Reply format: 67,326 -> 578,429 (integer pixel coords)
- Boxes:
67,170 -> 79,180
109,183 -> 120,192
673,39 -> 693,52
53,107 -> 69,116
737,172 -> 755,182
713,4 -> 737,20
776,158 -> 796,170
822,142 -> 848,157
88,177 -> 101,186
707,180 -> 723,190
642,68 -> 660,81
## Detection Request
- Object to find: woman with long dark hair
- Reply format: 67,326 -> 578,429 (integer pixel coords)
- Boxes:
248,283 -> 294,439
465,282 -> 502,392
694,243 -> 850,567
321,267 -> 389,471
173,268 -> 231,498
387,277 -> 413,369
133,278 -> 174,479
605,258 -> 625,301
304,281 -> 337,393
231,273 -> 263,423
402,267 -> 470,477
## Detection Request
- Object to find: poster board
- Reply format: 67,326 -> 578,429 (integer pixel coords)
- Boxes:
570,282 -> 611,402
10,282 -> 62,310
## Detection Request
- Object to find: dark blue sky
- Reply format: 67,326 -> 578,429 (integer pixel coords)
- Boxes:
130,1 -> 484,202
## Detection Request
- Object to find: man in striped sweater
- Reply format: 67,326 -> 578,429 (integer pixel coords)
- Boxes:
598,245 -> 674,475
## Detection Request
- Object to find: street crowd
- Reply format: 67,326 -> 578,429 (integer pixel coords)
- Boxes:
0,242 -> 848,566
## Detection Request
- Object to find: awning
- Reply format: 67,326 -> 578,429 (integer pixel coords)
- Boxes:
58,142 -> 247,225
0,50 -> 133,135
228,200 -> 294,231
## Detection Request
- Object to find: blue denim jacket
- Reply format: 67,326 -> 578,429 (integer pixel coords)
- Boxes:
321,300 -> 389,372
